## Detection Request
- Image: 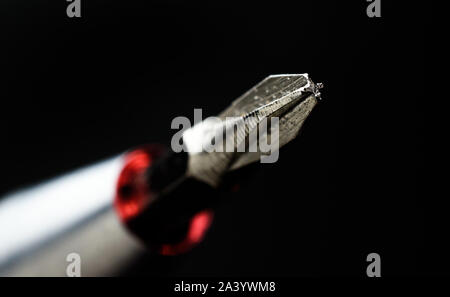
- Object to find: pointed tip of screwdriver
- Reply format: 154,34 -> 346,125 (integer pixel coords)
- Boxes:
184,74 -> 323,187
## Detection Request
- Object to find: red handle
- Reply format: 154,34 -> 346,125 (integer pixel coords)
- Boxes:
114,145 -> 214,255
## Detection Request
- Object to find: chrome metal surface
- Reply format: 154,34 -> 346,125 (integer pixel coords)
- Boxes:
184,74 -> 322,187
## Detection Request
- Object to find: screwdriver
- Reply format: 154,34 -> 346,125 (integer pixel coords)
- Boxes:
114,74 -> 323,255
0,73 -> 322,275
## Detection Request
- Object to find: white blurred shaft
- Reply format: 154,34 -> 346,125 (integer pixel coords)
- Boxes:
0,155 -> 137,272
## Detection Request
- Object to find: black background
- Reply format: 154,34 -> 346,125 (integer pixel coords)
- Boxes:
0,1 -> 431,276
